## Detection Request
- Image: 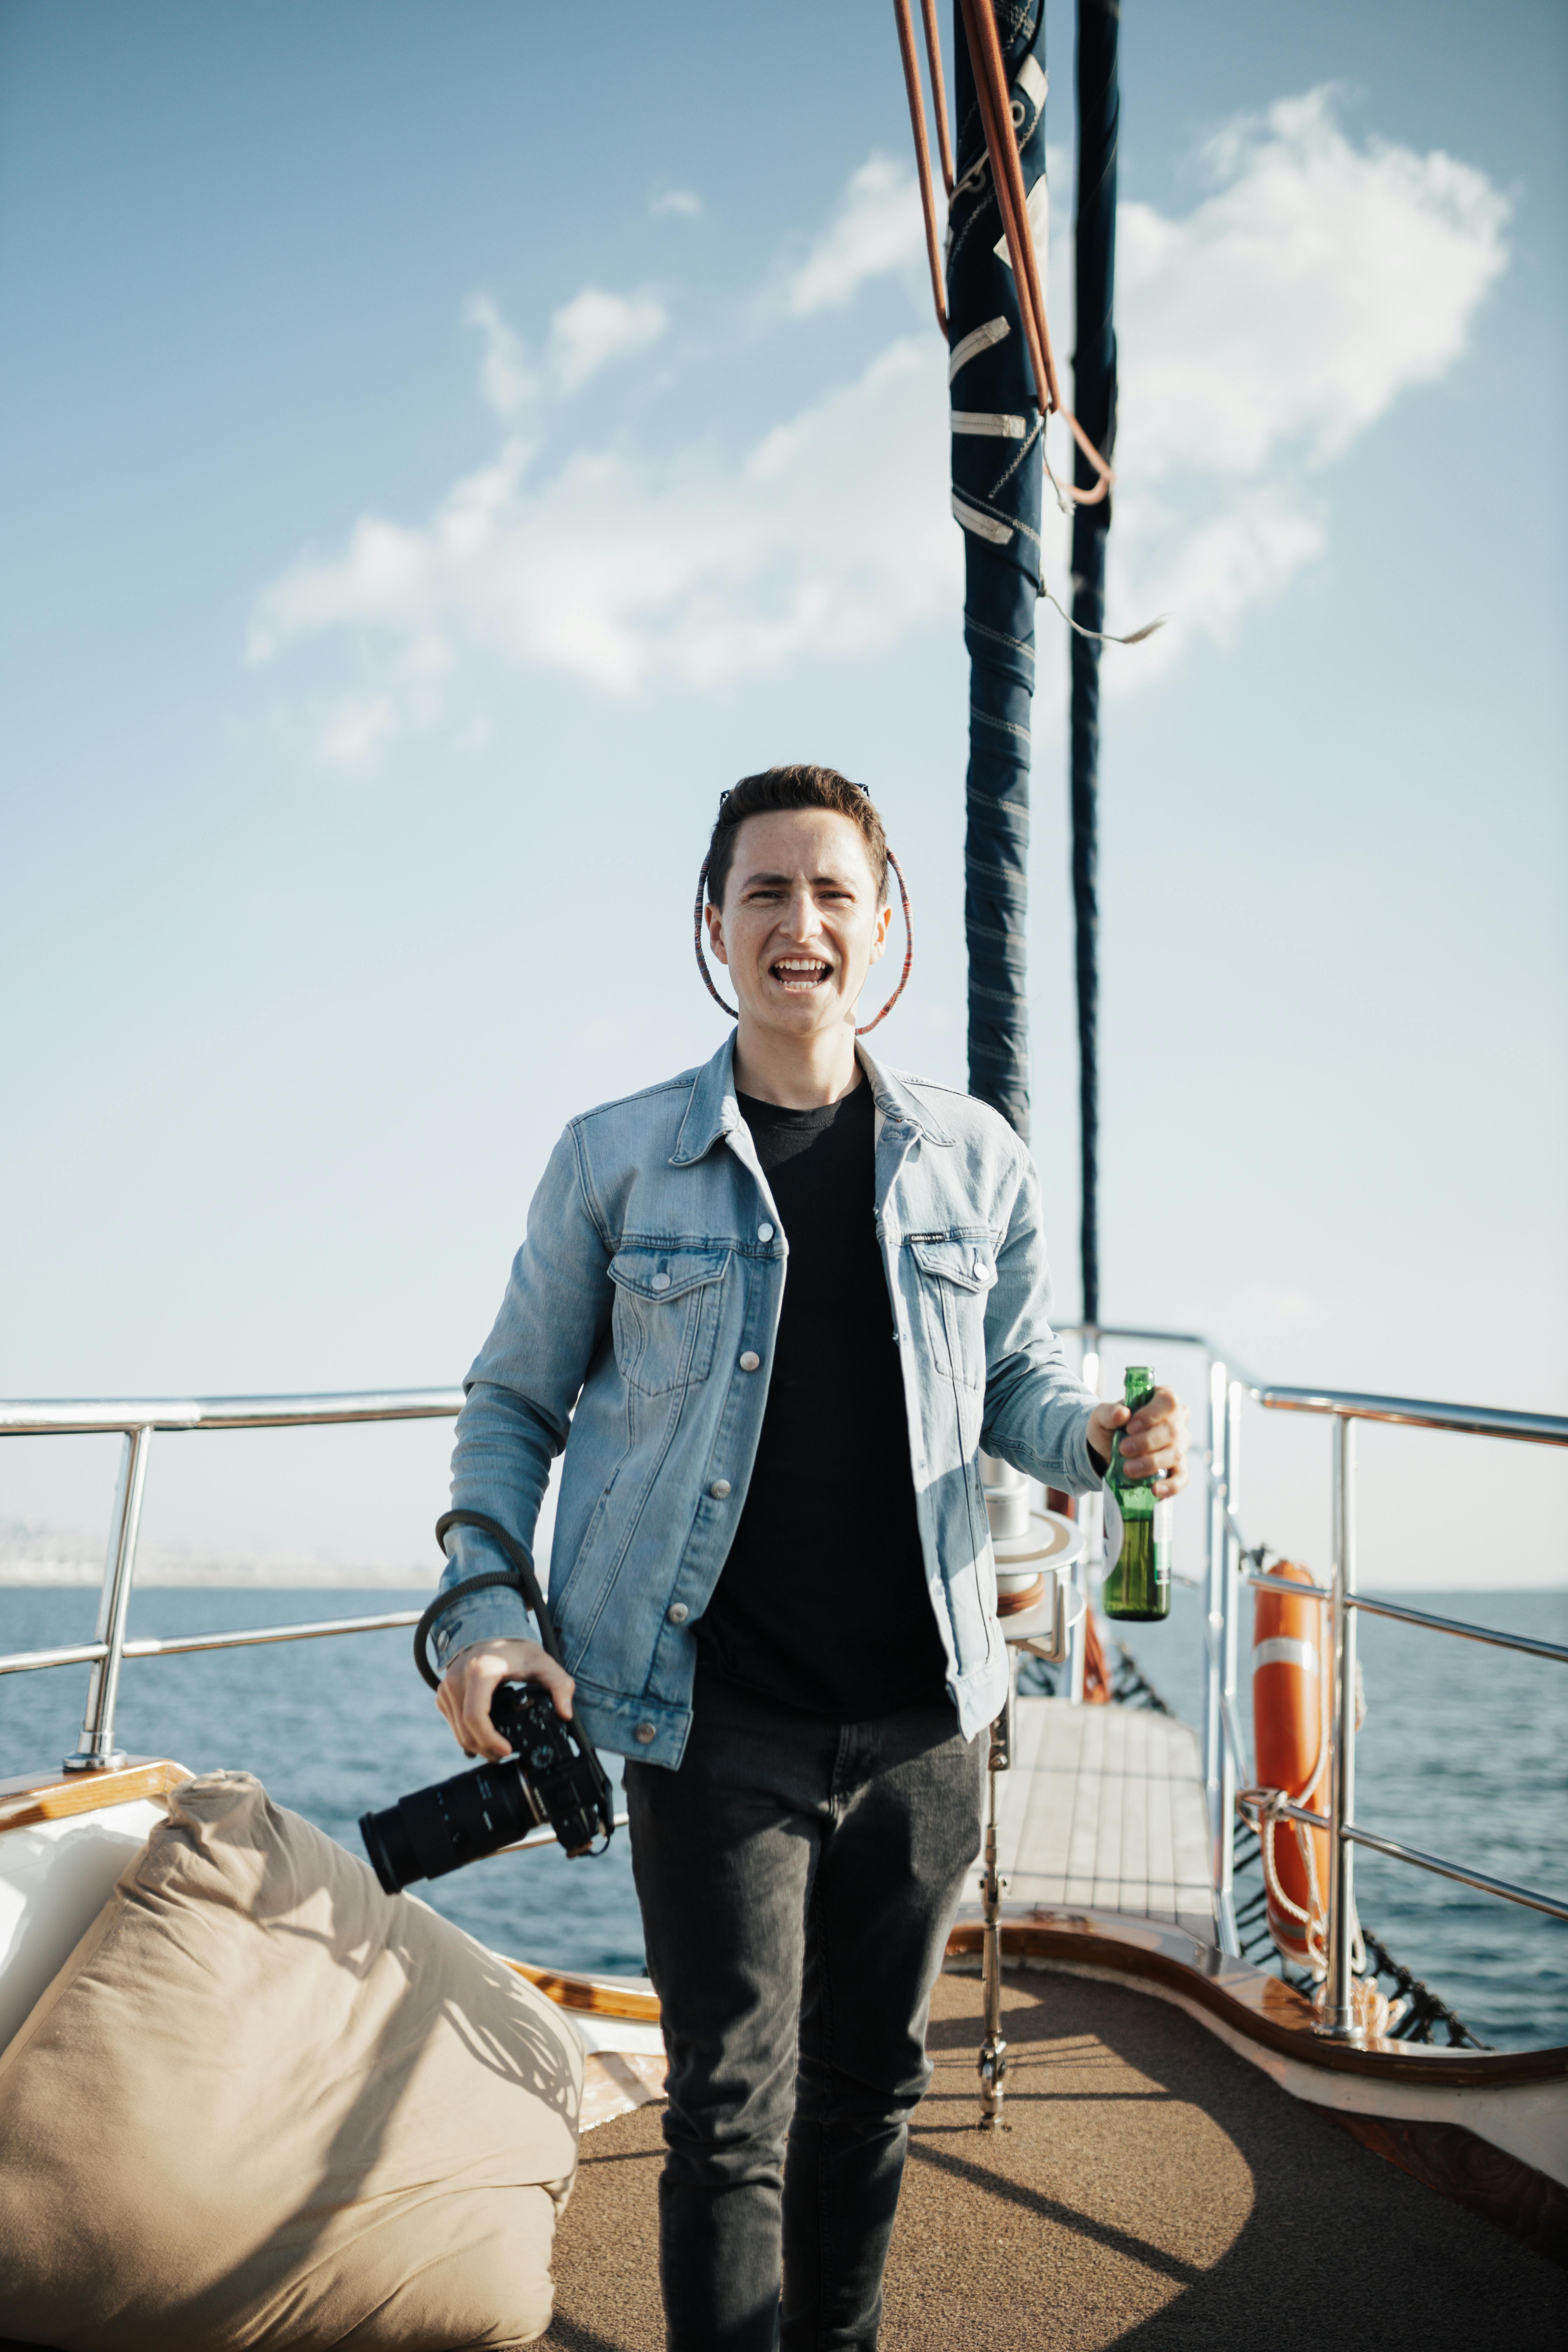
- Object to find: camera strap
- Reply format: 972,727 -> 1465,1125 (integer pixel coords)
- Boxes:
414,1510 -> 566,1692
413,1509 -> 616,1854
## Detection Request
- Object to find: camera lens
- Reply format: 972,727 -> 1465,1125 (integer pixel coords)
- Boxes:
358,1754 -> 543,1894
359,1801 -> 420,1897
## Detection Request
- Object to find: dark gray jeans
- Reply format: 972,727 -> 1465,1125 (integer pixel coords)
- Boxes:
623,1669 -> 983,2352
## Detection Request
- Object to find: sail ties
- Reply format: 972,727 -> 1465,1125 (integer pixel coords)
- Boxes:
897,0 -> 1165,649
1039,576 -> 1166,648
950,0 -> 1113,506
896,0 -> 1134,519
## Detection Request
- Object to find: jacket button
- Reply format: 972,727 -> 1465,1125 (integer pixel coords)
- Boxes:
667,1602 -> 690,1625
757,1223 -> 775,1242
709,1478 -> 732,1499
738,1351 -> 761,1372
650,1272 -> 671,1292
634,1722 -> 656,1744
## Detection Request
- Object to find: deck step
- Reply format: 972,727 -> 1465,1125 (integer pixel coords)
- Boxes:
966,1696 -> 1216,1943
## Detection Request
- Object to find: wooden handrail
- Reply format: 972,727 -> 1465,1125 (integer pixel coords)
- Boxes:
0,1758 -> 190,1834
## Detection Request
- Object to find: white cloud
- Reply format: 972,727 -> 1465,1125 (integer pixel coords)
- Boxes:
252,339 -> 954,716
651,187 -> 702,220
463,289 -> 537,421
545,285 -> 668,391
250,91 -> 1508,759
784,153 -> 924,315
309,692 -> 399,769
1100,89 -> 1510,669
1133,91 -> 1508,477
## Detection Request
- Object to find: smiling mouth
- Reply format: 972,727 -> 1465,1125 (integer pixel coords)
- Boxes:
770,957 -> 833,992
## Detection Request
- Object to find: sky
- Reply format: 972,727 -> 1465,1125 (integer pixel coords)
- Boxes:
1,0 -> 1564,1592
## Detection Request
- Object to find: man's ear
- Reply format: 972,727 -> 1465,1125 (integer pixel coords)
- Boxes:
867,900 -> 894,963
705,899 -> 730,969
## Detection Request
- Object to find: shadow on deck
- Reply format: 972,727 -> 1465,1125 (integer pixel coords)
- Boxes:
541,1965 -> 1566,2352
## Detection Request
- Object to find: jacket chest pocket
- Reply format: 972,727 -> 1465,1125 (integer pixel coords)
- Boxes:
607,1247 -> 730,1396
908,1235 -> 997,1392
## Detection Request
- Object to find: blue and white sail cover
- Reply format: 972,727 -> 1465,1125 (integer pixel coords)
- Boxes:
947,1 -> 1047,1141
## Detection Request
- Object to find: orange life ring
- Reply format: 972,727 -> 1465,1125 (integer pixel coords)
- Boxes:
1251,1562 -> 1329,1967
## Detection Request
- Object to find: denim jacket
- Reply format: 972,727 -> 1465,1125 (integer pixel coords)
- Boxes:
434,1036 -> 1102,1762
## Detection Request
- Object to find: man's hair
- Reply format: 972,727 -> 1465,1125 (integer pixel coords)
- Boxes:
704,764 -> 889,910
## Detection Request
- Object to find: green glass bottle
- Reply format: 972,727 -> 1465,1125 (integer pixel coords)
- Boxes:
1102,1365 -> 1171,1622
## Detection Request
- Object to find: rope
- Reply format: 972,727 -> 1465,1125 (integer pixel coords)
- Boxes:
1040,573 -> 1165,647
1042,411 -> 1112,513
957,0 -> 1053,417
692,848 -> 914,1037
1232,1816 -> 1379,2027
919,0 -> 954,191
1237,1826 -> 1489,2045
892,0 -> 948,334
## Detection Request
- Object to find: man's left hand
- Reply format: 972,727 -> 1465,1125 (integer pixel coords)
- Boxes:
1087,1387 -> 1190,1498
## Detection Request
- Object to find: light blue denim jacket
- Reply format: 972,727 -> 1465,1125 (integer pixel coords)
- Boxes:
434,1036 -> 1102,1763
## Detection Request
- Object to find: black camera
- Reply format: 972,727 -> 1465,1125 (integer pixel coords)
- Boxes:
360,1678 -> 615,1895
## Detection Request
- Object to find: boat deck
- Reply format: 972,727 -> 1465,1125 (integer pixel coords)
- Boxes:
542,1964 -> 1566,2350
968,1695 -> 1216,1943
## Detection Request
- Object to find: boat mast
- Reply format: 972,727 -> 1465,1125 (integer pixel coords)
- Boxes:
1069,0 -> 1118,1328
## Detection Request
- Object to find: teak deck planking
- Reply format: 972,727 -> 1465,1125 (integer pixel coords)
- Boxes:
971,1696 -> 1216,1942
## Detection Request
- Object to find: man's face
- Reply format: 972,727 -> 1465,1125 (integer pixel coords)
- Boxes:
706,808 -> 893,1045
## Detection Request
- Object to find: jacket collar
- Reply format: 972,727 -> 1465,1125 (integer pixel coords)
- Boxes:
669,1034 -> 953,1166
856,1040 -> 955,1147
669,1035 -> 741,1165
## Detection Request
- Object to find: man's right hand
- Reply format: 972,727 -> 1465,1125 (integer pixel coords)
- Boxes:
436,1637 -> 576,1760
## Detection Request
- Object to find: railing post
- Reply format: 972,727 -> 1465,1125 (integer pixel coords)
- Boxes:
1317,1413 -> 1362,2039
1203,1358 -> 1226,1876
977,1650 -> 1016,2125
63,1426 -> 151,1771
1214,1378 -> 1242,1951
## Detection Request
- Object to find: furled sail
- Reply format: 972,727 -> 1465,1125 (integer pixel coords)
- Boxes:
947,0 -> 1049,1143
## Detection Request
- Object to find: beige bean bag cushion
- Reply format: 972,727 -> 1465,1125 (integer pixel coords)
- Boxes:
0,1772 -> 582,2350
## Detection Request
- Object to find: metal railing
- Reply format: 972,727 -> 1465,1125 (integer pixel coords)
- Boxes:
0,1390 -> 461,1769
4,1358 -> 1566,2047
1057,1325 -> 1568,2040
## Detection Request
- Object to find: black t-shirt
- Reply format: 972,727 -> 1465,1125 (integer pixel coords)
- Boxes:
693,1077 -> 950,1718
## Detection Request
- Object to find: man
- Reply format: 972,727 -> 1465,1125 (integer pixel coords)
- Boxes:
431,763 -> 1189,2351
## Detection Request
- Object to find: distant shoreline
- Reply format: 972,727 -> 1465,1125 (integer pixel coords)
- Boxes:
0,1511 -> 434,1588
2,1521 -> 1562,1596
0,1565 -> 433,1589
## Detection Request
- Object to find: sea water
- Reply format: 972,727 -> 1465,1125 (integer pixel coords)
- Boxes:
2,1581 -> 1563,2051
